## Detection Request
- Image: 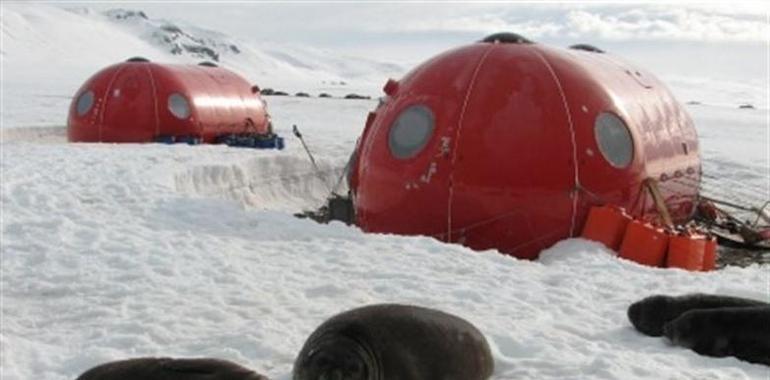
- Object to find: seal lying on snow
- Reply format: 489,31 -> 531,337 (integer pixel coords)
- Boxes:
76,357 -> 270,380
627,293 -> 767,337
293,304 -> 495,380
663,306 -> 770,366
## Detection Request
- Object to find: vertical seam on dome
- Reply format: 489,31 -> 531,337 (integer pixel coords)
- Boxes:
195,65 -> 214,135
144,64 -> 161,137
532,49 -> 581,237
447,44 -> 496,242
100,66 -> 127,142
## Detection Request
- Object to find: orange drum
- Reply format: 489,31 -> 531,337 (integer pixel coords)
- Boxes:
619,220 -> 669,267
701,235 -> 718,271
667,232 -> 706,271
581,205 -> 632,251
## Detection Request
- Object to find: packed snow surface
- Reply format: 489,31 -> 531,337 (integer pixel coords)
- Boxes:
3,100 -> 768,380
2,3 -> 769,380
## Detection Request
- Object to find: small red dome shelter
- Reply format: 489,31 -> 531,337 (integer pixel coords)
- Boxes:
68,58 -> 277,146
349,33 -> 701,259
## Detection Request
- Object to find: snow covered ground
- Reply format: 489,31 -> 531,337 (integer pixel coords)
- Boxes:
1,3 -> 768,380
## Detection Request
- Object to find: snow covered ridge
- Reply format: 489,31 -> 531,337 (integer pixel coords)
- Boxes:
72,6 -> 405,84
97,8 -> 241,63
2,3 -> 403,102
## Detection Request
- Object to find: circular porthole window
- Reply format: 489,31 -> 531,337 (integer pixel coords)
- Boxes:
168,93 -> 191,119
388,105 -> 435,159
76,90 -> 94,116
594,112 -> 634,168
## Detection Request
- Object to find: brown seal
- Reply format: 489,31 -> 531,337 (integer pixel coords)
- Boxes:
627,293 -> 767,336
663,306 -> 770,366
292,304 -> 494,380
76,357 -> 270,380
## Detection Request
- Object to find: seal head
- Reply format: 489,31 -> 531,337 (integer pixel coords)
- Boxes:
293,334 -> 377,380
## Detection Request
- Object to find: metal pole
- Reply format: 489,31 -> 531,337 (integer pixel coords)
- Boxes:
292,124 -> 331,193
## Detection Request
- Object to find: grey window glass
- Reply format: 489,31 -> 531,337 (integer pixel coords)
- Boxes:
76,90 -> 94,116
168,93 -> 191,119
595,112 -> 633,168
389,105 -> 435,159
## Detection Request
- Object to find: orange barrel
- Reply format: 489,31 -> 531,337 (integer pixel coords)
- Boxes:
667,232 -> 706,271
701,235 -> 718,271
581,206 -> 632,251
619,220 -> 669,267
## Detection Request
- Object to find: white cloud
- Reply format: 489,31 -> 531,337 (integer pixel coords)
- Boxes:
381,5 -> 767,43
53,3 -> 768,44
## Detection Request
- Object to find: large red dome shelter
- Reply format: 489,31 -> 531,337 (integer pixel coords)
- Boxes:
68,58 -> 278,146
348,33 -> 701,259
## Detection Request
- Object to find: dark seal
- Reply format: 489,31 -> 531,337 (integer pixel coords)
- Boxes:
627,293 -> 767,337
293,304 -> 494,380
76,357 -> 270,380
663,306 -> 770,366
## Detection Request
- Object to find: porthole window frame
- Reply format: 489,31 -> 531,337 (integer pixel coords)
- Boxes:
75,90 -> 95,116
388,104 -> 436,160
594,111 -> 635,169
168,93 -> 192,120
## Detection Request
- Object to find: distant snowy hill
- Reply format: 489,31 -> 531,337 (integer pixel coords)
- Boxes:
1,4 -> 404,95
98,8 -> 404,84
2,5 -> 166,85
0,3 -> 403,128
98,8 -> 240,63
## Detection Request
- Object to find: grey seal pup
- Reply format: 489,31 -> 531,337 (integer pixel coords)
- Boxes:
627,293 -> 766,336
293,304 -> 494,380
663,306 -> 770,366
